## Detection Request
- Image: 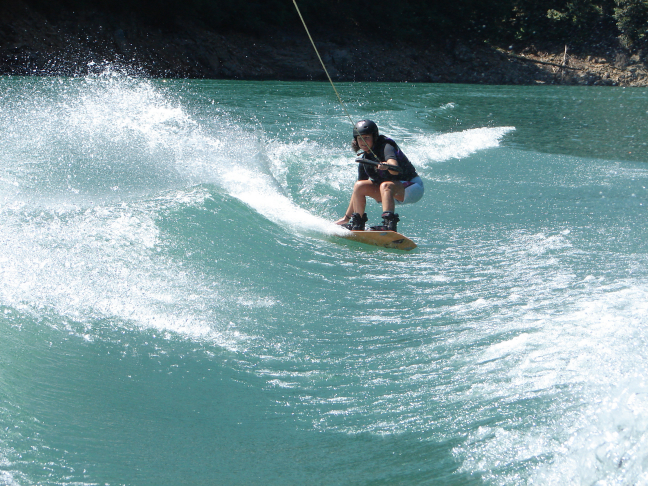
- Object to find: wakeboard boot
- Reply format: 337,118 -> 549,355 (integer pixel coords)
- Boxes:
370,211 -> 399,232
342,212 -> 368,231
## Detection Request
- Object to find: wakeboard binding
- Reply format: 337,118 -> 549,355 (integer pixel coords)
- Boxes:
370,211 -> 399,232
342,212 -> 368,231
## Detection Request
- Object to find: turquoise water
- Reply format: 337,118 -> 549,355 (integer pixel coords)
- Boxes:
1,74 -> 648,485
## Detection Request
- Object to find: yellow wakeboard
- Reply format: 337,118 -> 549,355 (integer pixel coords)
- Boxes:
343,230 -> 417,251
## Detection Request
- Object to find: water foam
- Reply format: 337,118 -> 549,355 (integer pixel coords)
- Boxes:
0,74 -> 346,351
453,283 -> 648,484
0,75 -> 199,202
236,137 -> 350,235
238,125 -> 517,232
409,126 -> 515,165
0,189 -> 253,351
1,75 -> 514,238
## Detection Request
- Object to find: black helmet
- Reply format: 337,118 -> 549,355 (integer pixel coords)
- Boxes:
353,119 -> 379,139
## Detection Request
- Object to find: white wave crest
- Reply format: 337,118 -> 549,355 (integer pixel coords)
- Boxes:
409,126 -> 515,165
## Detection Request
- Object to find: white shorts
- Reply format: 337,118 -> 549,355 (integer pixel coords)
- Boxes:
396,176 -> 424,205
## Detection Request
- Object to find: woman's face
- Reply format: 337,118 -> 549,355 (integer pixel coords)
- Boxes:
357,134 -> 374,152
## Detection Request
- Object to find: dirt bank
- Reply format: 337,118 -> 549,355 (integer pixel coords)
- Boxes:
1,2 -> 646,86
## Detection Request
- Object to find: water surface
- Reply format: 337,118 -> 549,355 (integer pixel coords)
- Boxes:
1,75 -> 647,485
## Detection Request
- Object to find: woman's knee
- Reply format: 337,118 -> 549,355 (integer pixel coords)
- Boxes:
380,181 -> 396,195
354,180 -> 375,193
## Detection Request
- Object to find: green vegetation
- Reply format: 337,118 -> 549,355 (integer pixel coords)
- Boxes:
15,0 -> 648,54
614,0 -> 648,51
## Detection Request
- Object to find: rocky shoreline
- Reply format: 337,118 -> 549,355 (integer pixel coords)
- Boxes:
1,2 -> 647,87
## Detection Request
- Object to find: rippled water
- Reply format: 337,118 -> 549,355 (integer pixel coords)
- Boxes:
1,74 -> 647,485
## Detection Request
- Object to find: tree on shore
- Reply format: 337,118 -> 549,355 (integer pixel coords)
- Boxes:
614,0 -> 648,52
5,0 -> 645,54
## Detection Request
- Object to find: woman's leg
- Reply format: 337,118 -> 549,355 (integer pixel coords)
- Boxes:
334,200 -> 355,225
351,180 -> 382,215
379,181 -> 405,212
335,180 -> 380,225
336,181 -> 403,225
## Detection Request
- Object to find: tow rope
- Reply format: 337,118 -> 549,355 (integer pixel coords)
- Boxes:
292,0 -> 382,162
292,0 -> 354,127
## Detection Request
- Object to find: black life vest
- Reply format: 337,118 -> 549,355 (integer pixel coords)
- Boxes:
358,136 -> 418,183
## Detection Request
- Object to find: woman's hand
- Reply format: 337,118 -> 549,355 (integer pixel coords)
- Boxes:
378,160 -> 400,174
